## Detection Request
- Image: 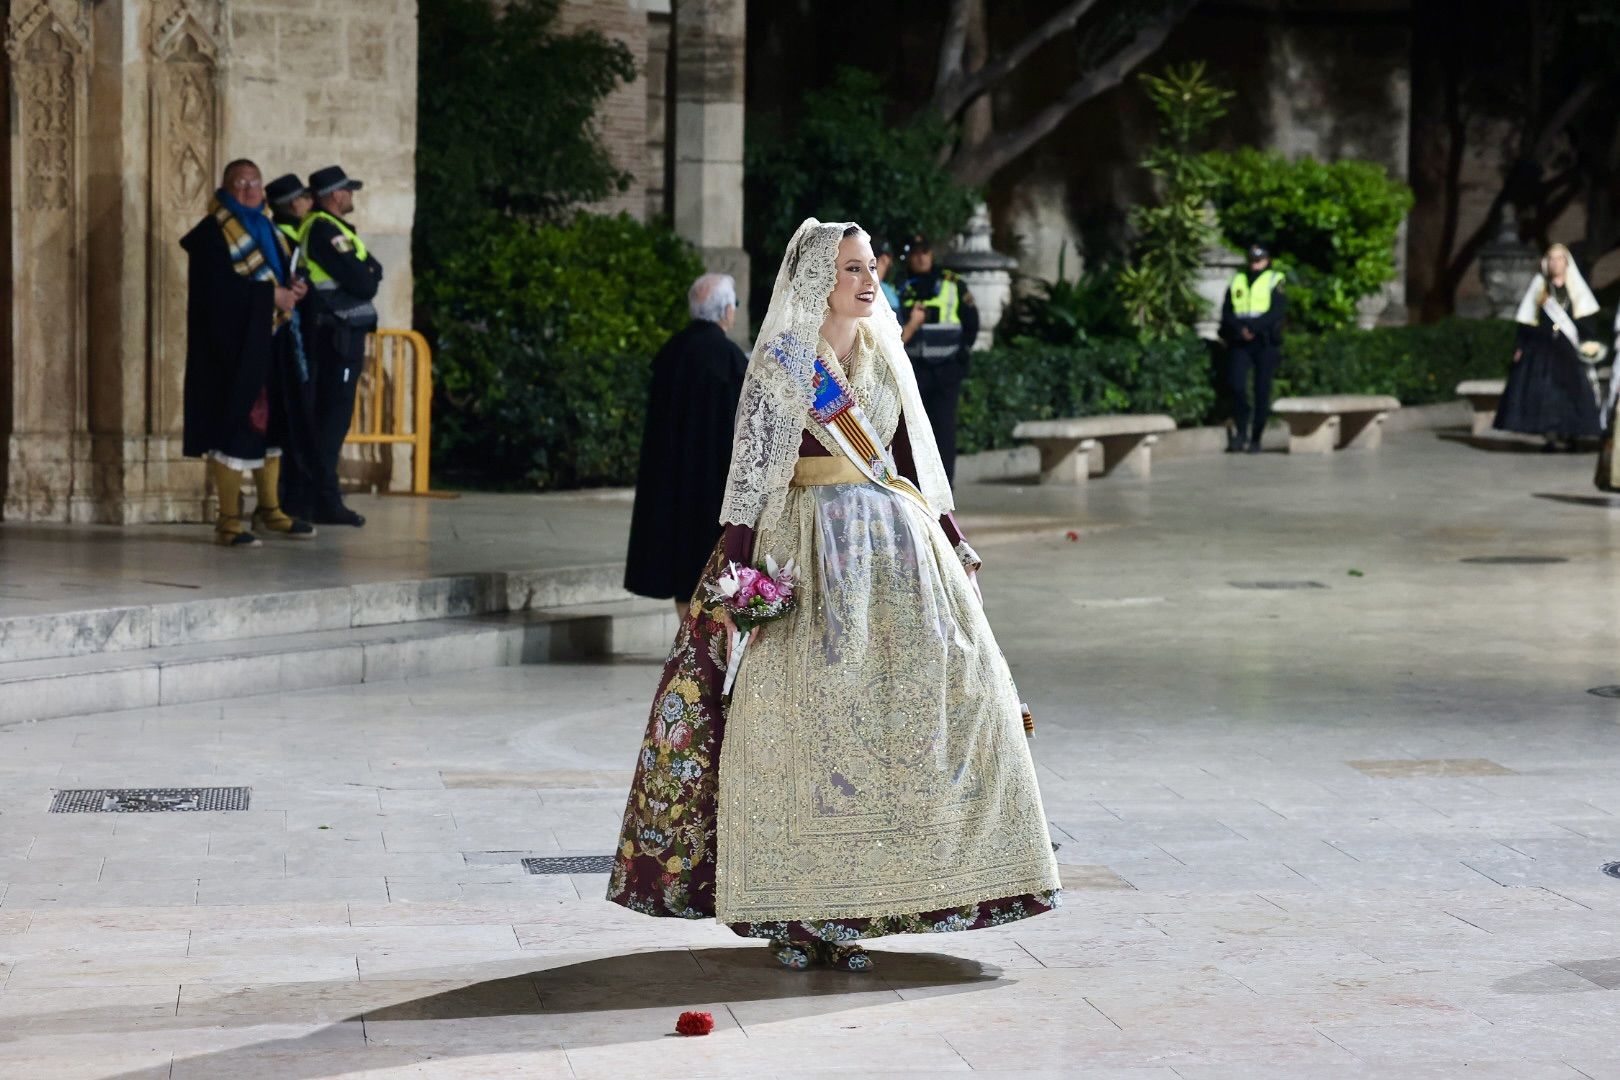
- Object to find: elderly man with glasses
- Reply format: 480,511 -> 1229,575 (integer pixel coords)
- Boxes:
624,272 -> 750,614
180,158 -> 317,546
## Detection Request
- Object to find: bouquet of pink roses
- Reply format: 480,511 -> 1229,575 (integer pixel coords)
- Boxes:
708,554 -> 798,695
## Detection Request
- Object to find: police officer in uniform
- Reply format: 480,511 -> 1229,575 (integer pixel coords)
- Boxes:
298,165 -> 383,526
263,173 -> 321,517
265,174 -> 313,252
900,235 -> 978,483
1219,243 -> 1287,454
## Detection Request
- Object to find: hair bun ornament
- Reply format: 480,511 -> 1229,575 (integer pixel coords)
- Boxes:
675,1011 -> 715,1036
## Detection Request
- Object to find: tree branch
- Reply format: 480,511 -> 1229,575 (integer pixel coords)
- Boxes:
1529,77 -> 1600,161
932,0 -> 1103,122
933,0 -> 975,102
946,0 -> 1195,187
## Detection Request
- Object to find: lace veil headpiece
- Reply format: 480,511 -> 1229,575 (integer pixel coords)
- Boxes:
1516,243 -> 1599,326
719,217 -> 954,530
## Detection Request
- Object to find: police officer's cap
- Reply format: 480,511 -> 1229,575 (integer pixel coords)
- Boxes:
904,234 -> 933,257
1247,243 -> 1270,262
310,165 -> 364,197
265,174 -> 309,206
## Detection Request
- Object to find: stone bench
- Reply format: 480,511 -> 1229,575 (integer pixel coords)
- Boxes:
1270,395 -> 1402,454
1012,414 -> 1177,485
1456,379 -> 1506,436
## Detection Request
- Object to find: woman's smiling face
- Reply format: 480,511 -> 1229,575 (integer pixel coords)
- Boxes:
827,233 -> 879,320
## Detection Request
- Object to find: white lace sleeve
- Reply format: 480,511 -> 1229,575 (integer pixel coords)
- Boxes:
720,218 -> 847,529
719,353 -> 805,528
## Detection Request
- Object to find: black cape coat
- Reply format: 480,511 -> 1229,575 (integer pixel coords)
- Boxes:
180,215 -> 296,461
624,320 -> 749,602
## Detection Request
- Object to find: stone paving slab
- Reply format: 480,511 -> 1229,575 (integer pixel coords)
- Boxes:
0,436 -> 1618,1075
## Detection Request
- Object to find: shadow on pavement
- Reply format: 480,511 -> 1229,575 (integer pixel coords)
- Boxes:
1436,430 -> 1568,453
71,947 -> 1002,1079
1532,492 -> 1620,508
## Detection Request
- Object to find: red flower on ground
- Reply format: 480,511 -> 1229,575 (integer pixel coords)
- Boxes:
1065,530 -> 1080,542
675,1011 -> 715,1036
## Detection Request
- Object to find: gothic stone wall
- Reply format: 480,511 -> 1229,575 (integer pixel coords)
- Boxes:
225,0 -> 417,328
0,0 -> 417,523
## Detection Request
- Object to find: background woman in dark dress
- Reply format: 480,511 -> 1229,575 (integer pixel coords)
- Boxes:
1495,243 -> 1603,451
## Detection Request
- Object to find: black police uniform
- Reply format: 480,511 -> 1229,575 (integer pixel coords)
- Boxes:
900,262 -> 979,484
263,173 -> 322,515
1219,252 -> 1288,453
300,165 -> 383,526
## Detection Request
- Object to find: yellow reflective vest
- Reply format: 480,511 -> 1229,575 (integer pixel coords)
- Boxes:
1228,268 -> 1283,317
296,211 -> 370,286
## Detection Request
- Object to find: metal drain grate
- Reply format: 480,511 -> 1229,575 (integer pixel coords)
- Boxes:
1589,687 -> 1620,699
49,787 -> 250,813
1461,555 -> 1568,565
1604,862 -> 1620,880
523,855 -> 615,875
1230,580 -> 1328,591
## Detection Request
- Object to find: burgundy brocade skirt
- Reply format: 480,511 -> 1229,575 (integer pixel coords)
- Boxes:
606,577 -> 1059,943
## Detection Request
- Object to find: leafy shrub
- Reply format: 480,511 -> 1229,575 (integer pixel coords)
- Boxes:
422,212 -> 704,489
997,250 -> 1130,346
1116,64 -> 1233,341
1204,149 -> 1414,333
745,68 -> 979,318
1278,319 -> 1517,405
958,336 -> 1217,454
415,0 -> 636,272
959,319 -> 1516,456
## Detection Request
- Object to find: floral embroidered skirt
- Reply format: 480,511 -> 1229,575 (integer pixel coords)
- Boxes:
606,587 -> 1059,943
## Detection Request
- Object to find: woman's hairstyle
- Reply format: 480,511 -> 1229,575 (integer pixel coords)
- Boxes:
1539,243 -> 1574,308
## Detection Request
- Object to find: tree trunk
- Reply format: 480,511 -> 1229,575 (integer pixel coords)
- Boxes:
944,1 -> 1195,188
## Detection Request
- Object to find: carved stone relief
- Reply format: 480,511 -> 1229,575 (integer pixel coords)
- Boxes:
149,1 -> 223,440
4,0 -> 89,520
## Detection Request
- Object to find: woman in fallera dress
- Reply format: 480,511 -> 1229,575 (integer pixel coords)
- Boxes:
1495,243 -> 1603,451
607,218 -> 1060,971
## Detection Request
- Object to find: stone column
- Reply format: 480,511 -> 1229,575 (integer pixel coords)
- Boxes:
941,203 -> 1015,351
672,0 -> 748,343
133,0 -> 226,523
3,0 -> 93,522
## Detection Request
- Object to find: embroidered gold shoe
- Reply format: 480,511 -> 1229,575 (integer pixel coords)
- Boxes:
770,940 -> 812,970
815,942 -> 873,972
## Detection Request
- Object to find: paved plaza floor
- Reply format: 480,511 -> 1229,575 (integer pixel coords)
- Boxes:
4,432 -> 1620,1078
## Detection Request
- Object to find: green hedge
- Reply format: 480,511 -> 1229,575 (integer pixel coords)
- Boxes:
1276,319 -> 1516,404
959,319 -> 1517,455
422,211 -> 703,489
958,335 -> 1216,455
1205,149 -> 1413,333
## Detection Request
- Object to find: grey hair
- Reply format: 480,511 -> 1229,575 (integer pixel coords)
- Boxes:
688,273 -> 737,323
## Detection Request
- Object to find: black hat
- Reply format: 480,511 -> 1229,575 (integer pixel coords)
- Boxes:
264,174 -> 309,206
874,238 -> 894,257
905,234 -> 933,256
1247,243 -> 1270,262
309,165 -> 363,197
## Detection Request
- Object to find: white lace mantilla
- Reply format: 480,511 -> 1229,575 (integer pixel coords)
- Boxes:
720,218 -> 953,533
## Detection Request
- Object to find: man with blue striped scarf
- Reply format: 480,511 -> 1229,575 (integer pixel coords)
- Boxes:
180,159 -> 317,546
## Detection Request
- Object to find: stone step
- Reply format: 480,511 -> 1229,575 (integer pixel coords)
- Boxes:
0,563 -> 629,665
0,600 -> 676,725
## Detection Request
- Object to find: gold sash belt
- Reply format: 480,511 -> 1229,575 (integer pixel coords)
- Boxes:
791,455 -> 867,487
